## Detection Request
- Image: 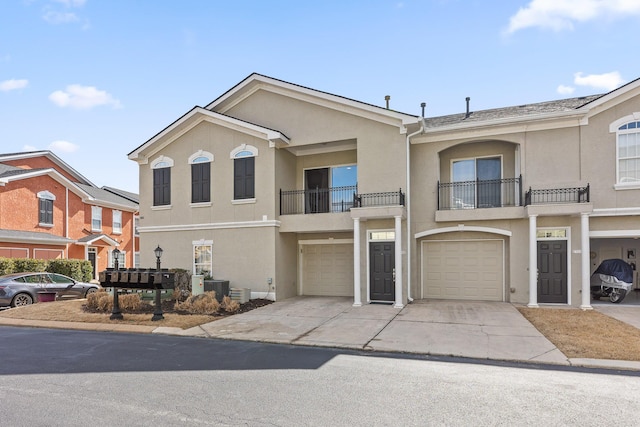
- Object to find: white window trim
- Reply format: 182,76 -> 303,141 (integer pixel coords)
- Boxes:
231,198 -> 256,205
37,190 -> 56,201
193,239 -> 213,276
151,155 -> 174,169
190,201 -> 213,208
188,150 -> 214,164
91,206 -> 102,232
112,210 -> 122,235
230,144 -> 258,159
610,113 -> 640,189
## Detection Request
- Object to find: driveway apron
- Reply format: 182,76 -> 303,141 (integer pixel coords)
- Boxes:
191,296 -> 568,364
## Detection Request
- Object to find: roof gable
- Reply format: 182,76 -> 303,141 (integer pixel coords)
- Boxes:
205,73 -> 418,128
128,107 -> 290,162
0,151 -> 95,186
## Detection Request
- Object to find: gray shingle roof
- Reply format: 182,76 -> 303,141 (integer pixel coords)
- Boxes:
0,229 -> 74,244
101,186 -> 139,204
423,94 -> 603,129
75,183 -> 138,209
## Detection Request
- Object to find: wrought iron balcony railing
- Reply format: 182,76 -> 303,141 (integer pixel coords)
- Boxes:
524,184 -> 590,206
438,177 -> 522,210
280,187 -> 405,215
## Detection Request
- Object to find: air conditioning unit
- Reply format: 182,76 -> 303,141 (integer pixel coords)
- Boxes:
229,287 -> 250,304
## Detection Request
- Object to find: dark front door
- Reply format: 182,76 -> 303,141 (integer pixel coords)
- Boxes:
537,240 -> 567,303
370,242 -> 395,302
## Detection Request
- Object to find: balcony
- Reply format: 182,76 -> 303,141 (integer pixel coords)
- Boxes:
280,187 -> 405,215
524,184 -> 590,206
438,177 -> 522,210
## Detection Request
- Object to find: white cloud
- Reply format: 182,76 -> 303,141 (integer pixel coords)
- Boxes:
49,84 -> 122,109
574,71 -> 625,91
48,140 -> 79,153
557,84 -> 575,95
53,0 -> 87,6
506,0 -> 640,34
0,79 -> 29,92
43,10 -> 78,24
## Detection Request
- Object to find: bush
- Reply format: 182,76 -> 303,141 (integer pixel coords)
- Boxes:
174,292 -> 220,315
85,290 -> 149,312
220,295 -> 240,313
0,257 -> 92,281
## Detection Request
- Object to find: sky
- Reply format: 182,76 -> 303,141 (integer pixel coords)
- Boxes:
2,0 -> 640,194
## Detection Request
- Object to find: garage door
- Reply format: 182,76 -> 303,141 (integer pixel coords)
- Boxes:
302,244 -> 354,296
422,240 -> 504,301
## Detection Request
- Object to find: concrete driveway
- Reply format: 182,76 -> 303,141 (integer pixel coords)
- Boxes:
184,296 -> 568,365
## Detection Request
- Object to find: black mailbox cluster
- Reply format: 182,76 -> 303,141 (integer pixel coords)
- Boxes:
99,268 -> 175,290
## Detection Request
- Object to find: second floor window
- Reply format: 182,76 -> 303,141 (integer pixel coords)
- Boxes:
151,156 -> 174,206
617,121 -> 640,185
190,153 -> 212,203
153,166 -> 171,206
112,210 -> 122,234
91,206 -> 102,231
37,191 -> 55,226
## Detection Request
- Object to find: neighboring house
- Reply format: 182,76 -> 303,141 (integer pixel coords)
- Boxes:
0,151 -> 139,278
129,73 -> 640,308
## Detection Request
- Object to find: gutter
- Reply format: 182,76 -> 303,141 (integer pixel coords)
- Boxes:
405,113 -> 426,303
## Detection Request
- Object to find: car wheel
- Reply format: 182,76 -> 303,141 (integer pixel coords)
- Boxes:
11,293 -> 34,307
609,289 -> 627,304
85,288 -> 98,297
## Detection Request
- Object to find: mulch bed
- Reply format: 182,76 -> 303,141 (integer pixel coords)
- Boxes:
83,298 -> 273,317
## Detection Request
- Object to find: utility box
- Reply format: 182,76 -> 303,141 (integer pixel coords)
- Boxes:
192,275 -> 204,296
230,287 -> 251,304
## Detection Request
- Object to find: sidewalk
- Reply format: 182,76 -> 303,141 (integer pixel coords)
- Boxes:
2,296 -> 640,371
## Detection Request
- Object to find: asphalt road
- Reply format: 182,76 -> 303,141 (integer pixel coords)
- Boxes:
2,327 -> 640,426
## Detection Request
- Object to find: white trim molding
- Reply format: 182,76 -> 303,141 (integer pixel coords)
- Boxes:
138,220 -> 281,233
415,225 -> 512,239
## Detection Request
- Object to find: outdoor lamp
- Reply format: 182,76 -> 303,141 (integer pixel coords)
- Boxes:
112,247 -> 121,269
154,245 -> 163,260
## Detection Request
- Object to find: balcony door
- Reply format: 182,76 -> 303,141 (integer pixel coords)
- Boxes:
452,157 -> 502,208
305,168 -> 329,213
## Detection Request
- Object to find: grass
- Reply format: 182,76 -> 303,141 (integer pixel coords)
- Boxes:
0,299 -> 216,329
518,307 -> 640,361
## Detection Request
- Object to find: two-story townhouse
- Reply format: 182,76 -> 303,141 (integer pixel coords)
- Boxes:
129,73 -> 417,306
0,151 -> 140,278
130,73 -> 640,308
411,78 -> 640,309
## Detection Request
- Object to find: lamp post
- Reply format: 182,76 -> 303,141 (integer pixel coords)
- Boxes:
110,247 -> 123,320
152,245 -> 164,321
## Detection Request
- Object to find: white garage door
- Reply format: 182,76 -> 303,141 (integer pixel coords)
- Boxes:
302,244 -> 354,296
422,240 -> 504,301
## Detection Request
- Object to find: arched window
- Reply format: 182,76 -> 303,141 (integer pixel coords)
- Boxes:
151,156 -> 174,206
37,191 -> 56,225
189,151 -> 213,203
611,115 -> 640,187
230,145 -> 257,200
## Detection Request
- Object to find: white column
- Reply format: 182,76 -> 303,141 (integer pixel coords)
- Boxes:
353,218 -> 362,307
394,215 -> 404,309
528,214 -> 539,308
580,213 -> 592,310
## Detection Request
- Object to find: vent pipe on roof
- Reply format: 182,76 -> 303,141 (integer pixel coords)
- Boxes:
465,97 -> 471,118
421,102 -> 426,118
385,95 -> 390,109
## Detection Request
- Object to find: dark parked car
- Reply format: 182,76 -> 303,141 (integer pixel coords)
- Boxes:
0,272 -> 101,308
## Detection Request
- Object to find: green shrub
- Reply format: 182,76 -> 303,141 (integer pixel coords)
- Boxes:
47,259 -> 93,282
0,257 -> 92,281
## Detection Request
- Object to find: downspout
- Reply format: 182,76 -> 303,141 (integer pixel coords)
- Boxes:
405,103 -> 426,303
65,187 -> 69,258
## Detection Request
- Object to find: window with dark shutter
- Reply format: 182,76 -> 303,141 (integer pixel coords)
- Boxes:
191,162 -> 211,203
153,167 -> 171,206
39,198 -> 53,225
234,156 -> 255,200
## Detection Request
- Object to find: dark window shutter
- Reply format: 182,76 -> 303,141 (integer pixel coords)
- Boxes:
234,157 -> 255,199
153,168 -> 171,206
39,198 -> 53,224
191,162 -> 211,203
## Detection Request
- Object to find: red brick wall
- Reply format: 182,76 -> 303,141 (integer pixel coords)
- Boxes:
3,156 -> 80,183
